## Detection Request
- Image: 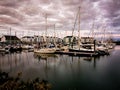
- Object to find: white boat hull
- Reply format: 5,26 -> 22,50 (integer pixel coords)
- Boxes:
34,48 -> 56,54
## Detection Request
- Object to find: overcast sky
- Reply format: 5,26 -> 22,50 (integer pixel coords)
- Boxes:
0,0 -> 120,39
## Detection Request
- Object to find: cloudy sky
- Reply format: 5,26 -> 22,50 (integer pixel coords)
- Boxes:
0,0 -> 120,39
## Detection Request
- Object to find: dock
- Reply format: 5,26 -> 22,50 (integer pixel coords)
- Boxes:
55,51 -> 99,57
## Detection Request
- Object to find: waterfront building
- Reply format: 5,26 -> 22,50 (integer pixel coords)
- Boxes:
63,36 -> 95,45
81,37 -> 94,44
35,36 -> 44,42
63,36 -> 77,45
21,36 -> 34,44
34,35 -> 62,44
0,35 -> 21,44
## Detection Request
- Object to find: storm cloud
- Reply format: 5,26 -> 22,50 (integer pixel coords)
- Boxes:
0,0 -> 120,38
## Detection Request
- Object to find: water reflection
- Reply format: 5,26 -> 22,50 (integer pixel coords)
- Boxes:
83,57 -> 92,61
34,53 -> 58,61
0,52 -> 100,76
0,46 -> 120,90
0,52 -> 32,75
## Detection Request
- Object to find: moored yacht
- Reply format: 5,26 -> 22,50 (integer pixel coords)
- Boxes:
34,47 -> 56,54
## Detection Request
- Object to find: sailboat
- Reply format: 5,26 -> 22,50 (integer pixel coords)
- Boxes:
69,7 -> 97,54
94,25 -> 111,55
34,15 -> 56,54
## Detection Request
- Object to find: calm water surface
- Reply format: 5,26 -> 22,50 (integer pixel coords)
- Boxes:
0,46 -> 120,90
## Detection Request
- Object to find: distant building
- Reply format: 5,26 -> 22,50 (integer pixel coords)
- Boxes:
56,37 -> 63,44
63,36 -> 95,45
21,36 -> 34,44
81,37 -> 94,44
50,37 -> 63,44
34,35 -> 62,44
0,35 -> 21,44
63,36 -> 77,45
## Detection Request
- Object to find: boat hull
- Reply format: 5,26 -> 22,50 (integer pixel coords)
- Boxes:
34,48 -> 56,54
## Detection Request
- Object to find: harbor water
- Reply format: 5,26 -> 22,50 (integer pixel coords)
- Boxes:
0,46 -> 120,90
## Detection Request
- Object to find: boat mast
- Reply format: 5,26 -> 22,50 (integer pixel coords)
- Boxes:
103,26 -> 106,42
78,7 -> 80,39
10,27 -> 11,45
101,25 -> 106,43
91,21 -> 95,38
54,24 -> 56,38
45,14 -> 47,37
72,12 -> 79,36
71,7 -> 79,48
54,24 -> 57,48
78,6 -> 81,50
45,14 -> 48,46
